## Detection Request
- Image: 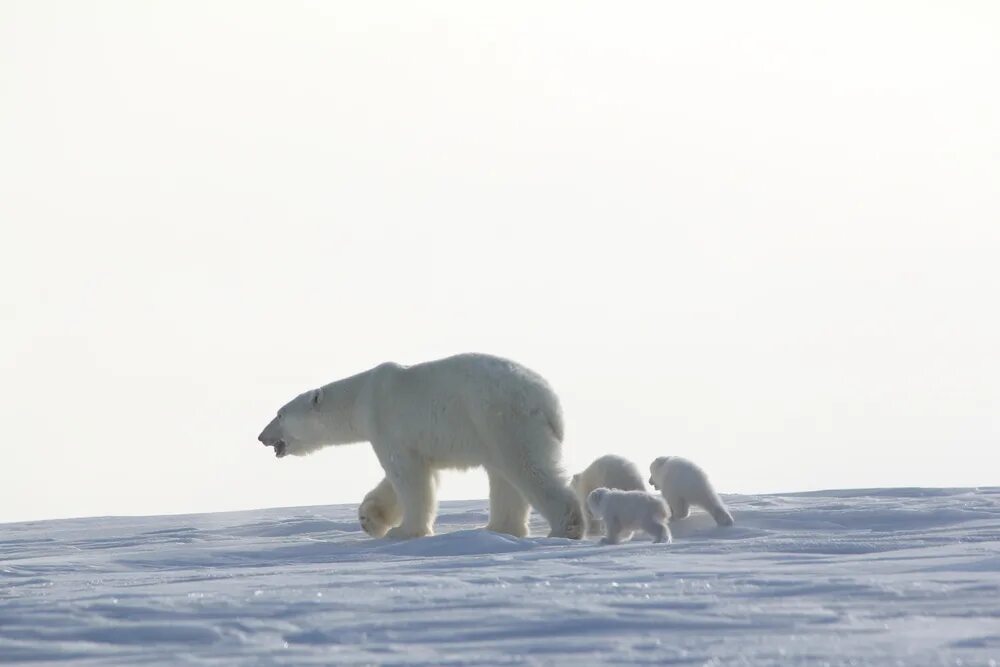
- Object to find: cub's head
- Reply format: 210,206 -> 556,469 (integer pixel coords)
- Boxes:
648,456 -> 672,488
257,388 -> 328,458
586,487 -> 609,515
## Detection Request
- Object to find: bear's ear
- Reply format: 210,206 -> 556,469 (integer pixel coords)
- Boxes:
311,387 -> 324,409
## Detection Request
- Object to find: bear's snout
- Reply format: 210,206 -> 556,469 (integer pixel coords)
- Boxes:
258,417 -> 281,444
258,432 -> 287,457
257,417 -> 289,458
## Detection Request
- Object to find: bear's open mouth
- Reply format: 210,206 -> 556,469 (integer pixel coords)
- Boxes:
273,441 -> 287,458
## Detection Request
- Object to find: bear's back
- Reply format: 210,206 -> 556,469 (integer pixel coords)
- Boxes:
583,455 -> 646,492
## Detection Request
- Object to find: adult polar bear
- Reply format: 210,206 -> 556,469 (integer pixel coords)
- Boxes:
257,353 -> 585,540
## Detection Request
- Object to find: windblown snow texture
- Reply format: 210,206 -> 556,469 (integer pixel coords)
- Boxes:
2,488 -> 1000,665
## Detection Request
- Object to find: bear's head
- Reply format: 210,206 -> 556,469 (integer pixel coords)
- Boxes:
258,388 -> 329,458
648,456 -> 672,488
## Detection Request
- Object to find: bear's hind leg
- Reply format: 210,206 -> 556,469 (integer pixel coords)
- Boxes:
485,468 -> 530,537
667,496 -> 690,523
502,462 -> 584,540
491,430 -> 584,539
703,494 -> 735,527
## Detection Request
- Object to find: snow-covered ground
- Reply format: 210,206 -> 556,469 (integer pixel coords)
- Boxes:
3,488 -> 1000,665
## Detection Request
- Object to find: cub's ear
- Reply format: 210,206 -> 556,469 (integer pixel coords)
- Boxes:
311,387 -> 324,408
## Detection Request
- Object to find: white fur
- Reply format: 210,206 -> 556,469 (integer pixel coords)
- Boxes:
357,476 -> 403,538
571,455 -> 646,535
648,456 -> 734,527
586,488 -> 671,545
258,353 -> 585,540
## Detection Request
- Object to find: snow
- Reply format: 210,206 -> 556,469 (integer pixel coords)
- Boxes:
3,488 -> 1000,665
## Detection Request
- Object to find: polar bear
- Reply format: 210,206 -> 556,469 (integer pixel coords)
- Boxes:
586,488 -> 671,545
648,456 -> 734,527
571,455 -> 646,535
257,353 -> 585,540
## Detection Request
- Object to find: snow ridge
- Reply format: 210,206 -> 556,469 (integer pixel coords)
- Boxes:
2,488 -> 999,665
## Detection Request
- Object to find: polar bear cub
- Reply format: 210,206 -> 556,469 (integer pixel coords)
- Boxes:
586,488 -> 671,545
648,456 -> 734,527
571,455 -> 646,535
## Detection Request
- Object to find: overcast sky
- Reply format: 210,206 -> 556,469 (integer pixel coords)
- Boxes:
2,2 -> 998,523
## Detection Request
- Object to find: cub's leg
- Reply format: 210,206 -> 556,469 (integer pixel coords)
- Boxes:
599,516 -> 633,545
642,516 -> 672,544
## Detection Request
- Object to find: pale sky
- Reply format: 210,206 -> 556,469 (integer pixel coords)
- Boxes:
2,2 -> 998,524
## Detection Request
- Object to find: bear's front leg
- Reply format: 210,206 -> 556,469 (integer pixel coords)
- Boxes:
358,476 -> 402,537
382,452 -> 438,539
